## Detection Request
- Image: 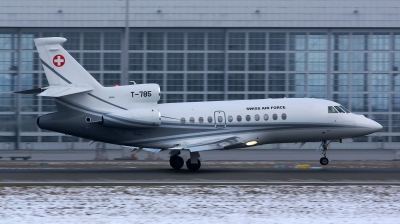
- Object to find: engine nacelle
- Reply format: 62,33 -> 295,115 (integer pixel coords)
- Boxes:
102,109 -> 161,129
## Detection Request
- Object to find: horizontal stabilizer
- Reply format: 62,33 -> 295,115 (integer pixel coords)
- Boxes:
14,87 -> 48,94
38,83 -> 93,97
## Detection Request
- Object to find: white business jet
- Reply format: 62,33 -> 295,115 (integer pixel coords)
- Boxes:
16,37 -> 382,171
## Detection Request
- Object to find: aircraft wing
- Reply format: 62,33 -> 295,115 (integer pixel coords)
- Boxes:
122,136 -> 244,154
186,136 -> 244,152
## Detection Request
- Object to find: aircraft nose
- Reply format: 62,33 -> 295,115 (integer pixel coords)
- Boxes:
369,119 -> 383,132
362,117 -> 382,133
355,115 -> 382,135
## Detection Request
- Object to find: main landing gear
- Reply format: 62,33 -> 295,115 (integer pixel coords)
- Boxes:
317,140 -> 331,166
169,151 -> 201,171
186,158 -> 201,171
169,154 -> 184,170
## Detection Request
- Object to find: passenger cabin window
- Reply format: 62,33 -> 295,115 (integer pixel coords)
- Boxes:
190,117 -> 195,123
199,117 -> 204,123
255,114 -> 260,121
273,114 -> 278,120
264,114 -> 269,121
328,106 -> 338,113
218,116 -> 223,123
282,113 -> 287,120
246,115 -> 251,121
237,115 -> 242,122
181,117 -> 186,124
207,116 -> 213,123
228,115 -> 233,122
334,106 -> 345,113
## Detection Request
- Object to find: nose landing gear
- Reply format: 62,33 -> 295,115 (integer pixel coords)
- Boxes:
317,140 -> 331,165
319,156 -> 329,166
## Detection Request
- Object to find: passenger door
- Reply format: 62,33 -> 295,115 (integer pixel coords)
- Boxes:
214,110 -> 226,128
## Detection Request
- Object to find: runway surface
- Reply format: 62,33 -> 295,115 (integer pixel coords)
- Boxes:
1,148 -> 399,161
1,166 -> 399,185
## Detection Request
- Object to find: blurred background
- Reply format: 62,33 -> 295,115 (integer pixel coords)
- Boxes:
0,0 -> 399,151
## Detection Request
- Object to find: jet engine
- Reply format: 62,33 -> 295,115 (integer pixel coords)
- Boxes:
102,109 -> 161,129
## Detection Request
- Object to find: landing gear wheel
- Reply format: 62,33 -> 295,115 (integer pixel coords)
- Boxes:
186,159 -> 201,171
169,155 -> 184,170
320,157 -> 329,166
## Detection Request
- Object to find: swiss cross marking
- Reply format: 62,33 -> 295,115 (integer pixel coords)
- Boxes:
53,54 -> 65,67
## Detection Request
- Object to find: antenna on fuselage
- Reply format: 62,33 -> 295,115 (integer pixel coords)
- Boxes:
129,81 -> 137,85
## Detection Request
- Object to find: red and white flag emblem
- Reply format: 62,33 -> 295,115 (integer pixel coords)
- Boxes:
53,54 -> 65,67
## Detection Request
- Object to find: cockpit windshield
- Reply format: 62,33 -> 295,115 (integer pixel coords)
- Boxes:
328,106 -> 338,113
334,106 -> 345,113
328,105 -> 351,113
339,105 -> 351,113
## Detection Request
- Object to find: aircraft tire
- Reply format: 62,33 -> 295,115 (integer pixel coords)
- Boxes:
186,159 -> 201,171
169,155 -> 184,170
319,157 -> 329,166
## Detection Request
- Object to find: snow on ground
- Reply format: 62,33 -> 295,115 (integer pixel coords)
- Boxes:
0,185 -> 399,224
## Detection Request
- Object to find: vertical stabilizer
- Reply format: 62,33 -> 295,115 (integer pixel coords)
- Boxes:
34,37 -> 102,88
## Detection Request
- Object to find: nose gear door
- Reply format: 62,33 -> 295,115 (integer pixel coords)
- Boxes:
214,110 -> 226,128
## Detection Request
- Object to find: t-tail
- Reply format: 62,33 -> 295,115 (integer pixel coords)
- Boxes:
15,37 -> 103,97
16,37 -> 161,119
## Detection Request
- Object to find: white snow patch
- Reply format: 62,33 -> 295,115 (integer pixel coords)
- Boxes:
0,185 -> 399,224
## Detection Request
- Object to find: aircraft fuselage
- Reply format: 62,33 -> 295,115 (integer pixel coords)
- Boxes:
37,98 -> 381,149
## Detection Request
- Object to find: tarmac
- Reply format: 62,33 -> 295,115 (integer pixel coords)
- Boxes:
0,161 -> 399,186
1,149 -> 399,186
0,148 -> 399,161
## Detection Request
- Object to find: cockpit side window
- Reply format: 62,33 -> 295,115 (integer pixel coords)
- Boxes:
334,106 -> 345,113
328,106 -> 338,113
339,105 -> 351,113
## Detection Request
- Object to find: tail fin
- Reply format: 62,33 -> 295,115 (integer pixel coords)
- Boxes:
34,37 -> 102,89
